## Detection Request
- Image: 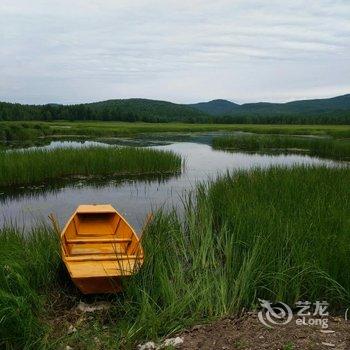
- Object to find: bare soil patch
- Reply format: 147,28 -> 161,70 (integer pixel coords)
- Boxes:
177,313 -> 350,350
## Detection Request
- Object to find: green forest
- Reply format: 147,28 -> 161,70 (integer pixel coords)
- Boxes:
1,94 -> 350,124
0,100 -> 209,123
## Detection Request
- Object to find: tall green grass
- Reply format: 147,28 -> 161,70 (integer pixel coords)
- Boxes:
123,166 -> 350,342
0,122 -> 52,142
46,121 -> 350,139
1,166 -> 349,349
3,121 -> 348,139
213,134 -> 350,159
0,226 -> 62,349
0,146 -> 182,187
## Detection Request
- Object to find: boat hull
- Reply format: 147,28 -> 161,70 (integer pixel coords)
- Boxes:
60,204 -> 144,294
72,276 -> 122,294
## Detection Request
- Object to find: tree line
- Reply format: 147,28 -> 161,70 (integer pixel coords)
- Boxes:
0,101 -> 349,124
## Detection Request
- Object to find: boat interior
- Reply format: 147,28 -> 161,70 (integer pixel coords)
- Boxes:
61,207 -> 143,279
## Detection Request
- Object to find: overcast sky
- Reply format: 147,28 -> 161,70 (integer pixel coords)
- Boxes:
0,0 -> 349,105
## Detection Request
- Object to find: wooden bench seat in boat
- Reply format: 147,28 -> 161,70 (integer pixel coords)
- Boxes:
66,237 -> 132,244
68,242 -> 129,255
66,259 -> 139,279
65,254 -> 140,262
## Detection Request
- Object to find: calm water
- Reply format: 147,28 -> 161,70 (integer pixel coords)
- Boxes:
0,134 -> 340,231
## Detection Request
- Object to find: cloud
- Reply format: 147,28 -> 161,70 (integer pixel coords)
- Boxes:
0,0 -> 349,103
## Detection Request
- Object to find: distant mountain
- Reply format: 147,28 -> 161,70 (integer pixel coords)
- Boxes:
189,94 -> 350,117
84,98 -> 206,121
46,103 -> 63,107
188,99 -> 239,116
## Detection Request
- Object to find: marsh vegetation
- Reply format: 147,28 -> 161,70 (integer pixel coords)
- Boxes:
1,121 -> 350,143
1,166 -> 349,349
0,146 -> 182,188
213,134 -> 350,159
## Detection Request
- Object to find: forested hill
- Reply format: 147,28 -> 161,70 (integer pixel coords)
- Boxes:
189,99 -> 240,116
0,94 -> 350,124
0,99 -> 208,123
189,94 -> 350,124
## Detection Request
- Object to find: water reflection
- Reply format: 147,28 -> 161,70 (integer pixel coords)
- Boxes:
0,172 -> 180,202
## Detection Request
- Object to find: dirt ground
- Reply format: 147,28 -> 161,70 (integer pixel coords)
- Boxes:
177,313 -> 350,350
46,293 -> 350,350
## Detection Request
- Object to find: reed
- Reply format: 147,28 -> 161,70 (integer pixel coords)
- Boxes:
1,166 -> 349,349
212,134 -> 350,159
2,121 -> 349,140
0,226 -> 62,349
0,122 -> 52,142
123,166 -> 350,342
46,121 -> 350,139
0,146 -> 182,188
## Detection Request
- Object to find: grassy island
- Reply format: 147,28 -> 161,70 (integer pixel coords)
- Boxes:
0,146 -> 182,188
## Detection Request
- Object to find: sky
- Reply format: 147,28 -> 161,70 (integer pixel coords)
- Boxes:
0,0 -> 349,105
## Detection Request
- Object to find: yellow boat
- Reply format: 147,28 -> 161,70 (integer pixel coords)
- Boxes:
60,204 -> 144,294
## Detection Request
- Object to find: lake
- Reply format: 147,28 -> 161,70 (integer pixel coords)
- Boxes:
0,133 -> 340,231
